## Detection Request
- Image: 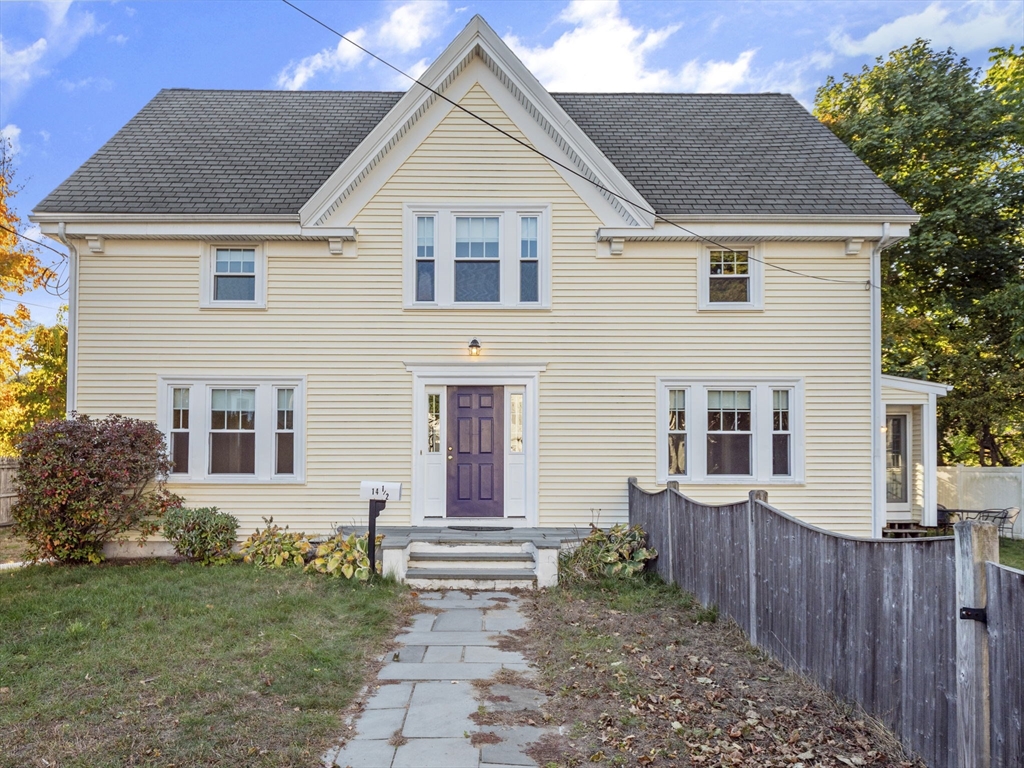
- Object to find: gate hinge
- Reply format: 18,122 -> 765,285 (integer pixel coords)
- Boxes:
959,607 -> 987,623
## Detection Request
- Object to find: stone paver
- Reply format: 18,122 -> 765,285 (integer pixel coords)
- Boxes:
323,590 -> 554,768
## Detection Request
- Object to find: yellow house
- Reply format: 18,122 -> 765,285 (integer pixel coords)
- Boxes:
31,17 -> 943,578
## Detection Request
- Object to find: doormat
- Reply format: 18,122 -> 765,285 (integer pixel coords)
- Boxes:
447,526 -> 514,532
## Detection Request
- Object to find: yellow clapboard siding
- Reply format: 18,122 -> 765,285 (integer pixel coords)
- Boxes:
74,82 -> 877,537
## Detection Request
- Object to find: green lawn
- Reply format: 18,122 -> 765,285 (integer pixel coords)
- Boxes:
1000,537 -> 1024,570
0,561 -> 411,767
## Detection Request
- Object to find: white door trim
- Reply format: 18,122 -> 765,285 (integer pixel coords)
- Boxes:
406,362 -> 545,527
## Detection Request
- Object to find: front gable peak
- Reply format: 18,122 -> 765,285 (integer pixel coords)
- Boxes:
300,15 -> 654,230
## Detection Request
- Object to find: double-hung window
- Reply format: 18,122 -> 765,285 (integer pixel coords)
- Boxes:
200,244 -> 267,308
160,377 -> 304,482
658,378 -> 802,483
699,245 -> 763,310
406,205 -> 549,308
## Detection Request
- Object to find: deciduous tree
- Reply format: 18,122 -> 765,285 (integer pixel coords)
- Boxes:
815,42 -> 1024,465
1,139 -> 53,381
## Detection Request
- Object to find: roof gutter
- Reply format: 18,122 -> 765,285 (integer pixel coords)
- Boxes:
54,222 -> 78,416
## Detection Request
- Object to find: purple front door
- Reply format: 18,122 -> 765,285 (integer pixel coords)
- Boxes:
447,386 -> 504,518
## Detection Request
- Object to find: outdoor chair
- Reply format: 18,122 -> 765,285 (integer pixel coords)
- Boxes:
961,507 -> 1020,538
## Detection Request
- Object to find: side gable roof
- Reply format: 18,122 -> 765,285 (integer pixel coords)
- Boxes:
555,93 -> 916,217
34,88 -> 915,219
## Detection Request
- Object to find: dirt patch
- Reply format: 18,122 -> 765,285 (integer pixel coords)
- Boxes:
508,580 -> 925,767
470,731 -> 504,746
388,729 -> 409,747
0,527 -> 27,564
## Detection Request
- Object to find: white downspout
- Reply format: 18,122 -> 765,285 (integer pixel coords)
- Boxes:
55,222 -> 78,415
871,222 -> 891,538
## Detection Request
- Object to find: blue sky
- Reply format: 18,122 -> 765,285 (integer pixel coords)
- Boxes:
2,0 -> 1021,325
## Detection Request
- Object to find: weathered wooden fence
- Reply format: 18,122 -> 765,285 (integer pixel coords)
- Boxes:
0,458 -> 17,527
986,562 -> 1024,768
629,478 -> 1022,768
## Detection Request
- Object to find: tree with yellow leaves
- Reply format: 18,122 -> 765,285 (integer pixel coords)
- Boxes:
1,137 -> 65,454
1,138 -> 54,382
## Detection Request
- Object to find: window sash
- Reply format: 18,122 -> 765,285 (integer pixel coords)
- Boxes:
170,387 -> 190,474
667,388 -> 687,476
275,388 -> 295,476
214,248 -> 256,302
772,389 -> 792,477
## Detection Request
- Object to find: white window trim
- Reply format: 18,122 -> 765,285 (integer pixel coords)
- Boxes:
199,243 -> 267,309
885,407 -> 913,515
697,244 -> 764,311
157,375 -> 305,483
656,377 -> 804,485
403,203 -> 551,309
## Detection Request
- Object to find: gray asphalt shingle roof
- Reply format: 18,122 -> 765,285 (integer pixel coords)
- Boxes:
34,88 -> 915,218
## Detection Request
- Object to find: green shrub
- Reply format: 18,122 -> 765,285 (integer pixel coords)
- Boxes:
305,532 -> 384,580
239,517 -> 311,568
13,414 -> 181,563
559,523 -> 657,584
163,507 -> 239,564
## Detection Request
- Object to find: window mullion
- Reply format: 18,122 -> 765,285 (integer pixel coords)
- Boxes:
756,386 -> 772,481
693,387 -> 708,480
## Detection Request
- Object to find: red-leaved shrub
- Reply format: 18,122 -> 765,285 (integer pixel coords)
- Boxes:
13,414 -> 182,563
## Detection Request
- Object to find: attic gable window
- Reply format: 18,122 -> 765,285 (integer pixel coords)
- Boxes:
405,204 -> 550,309
200,244 -> 267,309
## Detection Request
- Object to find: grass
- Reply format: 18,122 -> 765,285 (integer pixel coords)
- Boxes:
0,560 -> 411,767
1000,537 -> 1024,570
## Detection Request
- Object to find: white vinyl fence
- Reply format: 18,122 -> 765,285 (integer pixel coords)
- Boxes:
937,465 -> 1024,539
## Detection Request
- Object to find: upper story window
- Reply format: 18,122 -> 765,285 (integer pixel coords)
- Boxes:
405,204 -> 550,309
200,244 -> 267,309
657,378 -> 803,484
698,245 -> 763,311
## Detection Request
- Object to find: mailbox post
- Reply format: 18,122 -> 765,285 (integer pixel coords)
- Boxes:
359,481 -> 402,578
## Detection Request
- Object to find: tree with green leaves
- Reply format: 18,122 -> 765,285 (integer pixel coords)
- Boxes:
816,42 -> 1024,466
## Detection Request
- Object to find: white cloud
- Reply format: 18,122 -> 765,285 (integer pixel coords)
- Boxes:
505,0 -> 757,92
0,37 -> 49,91
378,1 -> 448,53
109,33 -> 129,45
0,1 -> 103,103
38,129 -> 51,143
59,76 -> 114,92
276,1 -> 449,90
831,1 -> 1022,57
1,124 -> 22,155
24,224 -> 43,243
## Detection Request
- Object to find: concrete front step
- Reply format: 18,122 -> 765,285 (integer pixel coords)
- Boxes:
405,567 -> 536,581
408,551 -> 534,563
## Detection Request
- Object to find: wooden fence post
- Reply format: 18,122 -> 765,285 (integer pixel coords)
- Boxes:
667,480 -> 679,492
955,520 -> 998,768
747,490 -> 767,645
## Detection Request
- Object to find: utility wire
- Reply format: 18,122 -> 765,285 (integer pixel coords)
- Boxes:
0,223 -> 70,297
0,223 -> 67,258
281,0 -> 878,290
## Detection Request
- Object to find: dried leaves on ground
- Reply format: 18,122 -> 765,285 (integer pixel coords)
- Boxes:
508,578 -> 925,768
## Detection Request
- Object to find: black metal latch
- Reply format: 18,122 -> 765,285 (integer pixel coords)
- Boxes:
959,607 -> 987,623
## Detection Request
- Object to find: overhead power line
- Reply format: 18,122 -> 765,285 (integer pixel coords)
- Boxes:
0,223 -> 70,297
281,0 -> 879,290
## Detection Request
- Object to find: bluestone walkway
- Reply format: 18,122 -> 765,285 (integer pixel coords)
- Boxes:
324,591 -> 554,768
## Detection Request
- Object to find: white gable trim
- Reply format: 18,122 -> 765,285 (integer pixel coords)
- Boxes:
299,16 -> 654,231
880,374 -> 952,397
